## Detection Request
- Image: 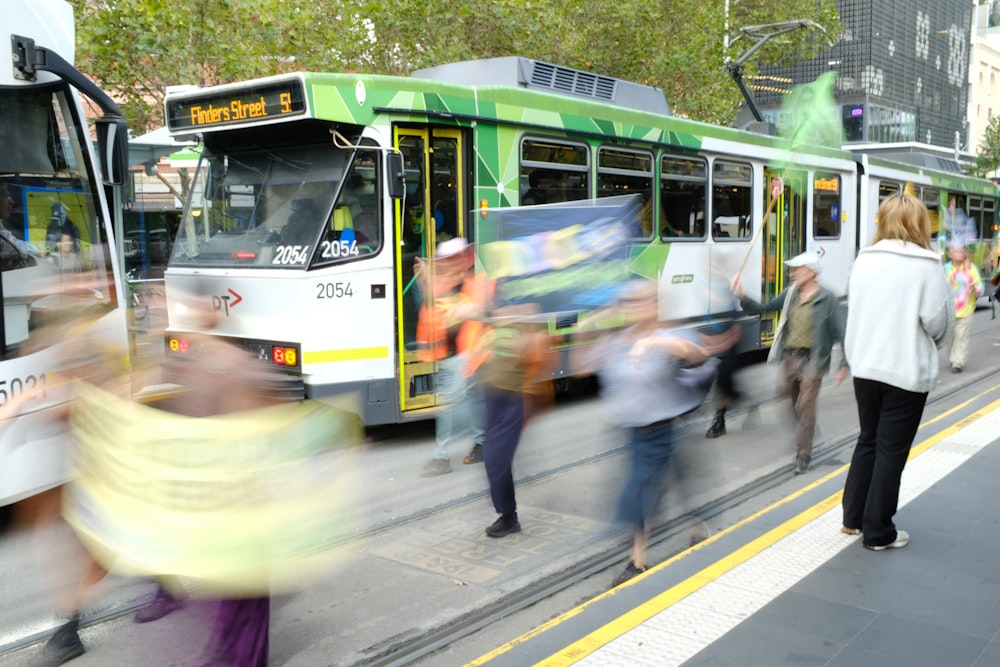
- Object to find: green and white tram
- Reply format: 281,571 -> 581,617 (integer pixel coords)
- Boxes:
1,0 -> 130,505
162,57 -> 997,426
856,153 -> 999,280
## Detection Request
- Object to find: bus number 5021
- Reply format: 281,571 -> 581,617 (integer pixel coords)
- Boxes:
0,374 -> 46,406
316,282 -> 354,299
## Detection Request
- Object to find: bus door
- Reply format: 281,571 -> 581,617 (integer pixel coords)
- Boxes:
394,127 -> 467,415
760,169 -> 807,344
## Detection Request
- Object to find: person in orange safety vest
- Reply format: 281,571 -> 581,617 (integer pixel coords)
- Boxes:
417,238 -> 491,476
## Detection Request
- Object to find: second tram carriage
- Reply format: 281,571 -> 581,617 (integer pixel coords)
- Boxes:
162,57 -> 999,426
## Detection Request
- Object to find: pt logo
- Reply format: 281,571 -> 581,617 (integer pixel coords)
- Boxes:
213,288 -> 243,316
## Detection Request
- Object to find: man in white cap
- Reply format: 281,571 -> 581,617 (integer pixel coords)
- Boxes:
731,251 -> 848,474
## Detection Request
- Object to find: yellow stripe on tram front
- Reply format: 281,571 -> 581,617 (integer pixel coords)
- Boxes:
302,346 -> 389,364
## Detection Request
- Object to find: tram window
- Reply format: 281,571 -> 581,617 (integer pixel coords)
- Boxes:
520,137 -> 589,205
711,160 -> 753,240
660,155 -> 706,240
981,197 -> 997,242
314,151 -> 381,266
969,196 -> 982,237
878,181 -> 899,204
598,147 -> 653,239
943,193 -> 975,245
172,144 -> 354,269
521,168 -> 561,206
813,173 -> 842,239
0,89 -> 116,358
969,196 -> 991,243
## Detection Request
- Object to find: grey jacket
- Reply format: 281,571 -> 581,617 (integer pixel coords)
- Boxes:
739,283 -> 847,377
845,239 -> 953,393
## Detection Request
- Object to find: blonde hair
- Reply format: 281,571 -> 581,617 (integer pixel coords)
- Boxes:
873,193 -> 932,250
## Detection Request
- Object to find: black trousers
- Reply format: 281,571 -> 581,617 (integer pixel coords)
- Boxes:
483,387 -> 525,518
842,377 -> 927,547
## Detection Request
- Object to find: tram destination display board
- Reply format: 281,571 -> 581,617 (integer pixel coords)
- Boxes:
167,79 -> 307,131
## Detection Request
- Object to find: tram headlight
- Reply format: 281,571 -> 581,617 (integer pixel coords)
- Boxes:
272,345 -> 297,367
167,336 -> 189,353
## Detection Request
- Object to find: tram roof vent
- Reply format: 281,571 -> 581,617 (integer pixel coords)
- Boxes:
412,57 -> 670,116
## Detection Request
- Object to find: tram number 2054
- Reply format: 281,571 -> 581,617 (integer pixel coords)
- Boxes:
319,240 -> 359,259
316,282 -> 354,299
272,241 -> 359,265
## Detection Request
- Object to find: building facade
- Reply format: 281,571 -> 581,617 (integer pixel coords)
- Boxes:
745,0 -> 974,157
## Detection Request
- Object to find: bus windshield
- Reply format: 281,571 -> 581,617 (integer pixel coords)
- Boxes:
0,84 -> 118,359
172,144 -> 382,269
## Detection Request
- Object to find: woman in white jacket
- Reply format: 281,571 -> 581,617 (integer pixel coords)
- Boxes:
842,192 -> 954,551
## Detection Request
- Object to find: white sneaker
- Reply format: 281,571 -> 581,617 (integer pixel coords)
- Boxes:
864,530 -> 909,551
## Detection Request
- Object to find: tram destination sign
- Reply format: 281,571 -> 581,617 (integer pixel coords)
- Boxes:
167,80 -> 307,131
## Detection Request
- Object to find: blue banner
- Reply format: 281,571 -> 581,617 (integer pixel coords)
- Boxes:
476,194 -> 642,313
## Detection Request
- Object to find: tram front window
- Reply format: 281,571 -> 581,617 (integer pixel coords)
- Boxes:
172,145 -> 381,269
0,86 -> 115,357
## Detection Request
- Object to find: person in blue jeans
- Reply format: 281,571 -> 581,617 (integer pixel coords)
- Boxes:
416,239 -> 487,477
573,280 -> 710,586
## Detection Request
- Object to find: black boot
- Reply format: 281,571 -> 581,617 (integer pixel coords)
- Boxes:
705,410 -> 726,438
40,613 -> 85,666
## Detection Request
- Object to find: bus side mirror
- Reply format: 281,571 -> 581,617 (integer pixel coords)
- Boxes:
95,117 -> 129,186
387,152 -> 406,200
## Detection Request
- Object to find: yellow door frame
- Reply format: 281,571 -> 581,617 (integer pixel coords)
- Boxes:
393,126 -> 465,416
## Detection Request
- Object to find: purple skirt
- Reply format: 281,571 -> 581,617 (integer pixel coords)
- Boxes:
207,597 -> 270,666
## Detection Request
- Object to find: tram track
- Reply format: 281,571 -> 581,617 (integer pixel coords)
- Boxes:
354,366 -> 1000,667
356,432 -> 858,667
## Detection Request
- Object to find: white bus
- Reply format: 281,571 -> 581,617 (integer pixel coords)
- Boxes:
1,0 -> 130,508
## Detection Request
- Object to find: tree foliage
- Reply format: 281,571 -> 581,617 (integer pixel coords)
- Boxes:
72,0 -> 841,133
975,115 -> 1000,178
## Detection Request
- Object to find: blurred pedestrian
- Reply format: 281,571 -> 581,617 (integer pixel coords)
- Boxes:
700,272 -> 744,438
42,282 -> 294,666
572,280 -> 710,586
4,305 -> 136,666
151,286 -> 294,666
943,244 -> 982,373
842,193 -> 953,551
415,238 -> 488,476
480,303 -> 550,537
731,251 -> 848,474
701,322 -> 740,438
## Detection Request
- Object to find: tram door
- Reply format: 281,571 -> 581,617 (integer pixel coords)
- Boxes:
760,169 -> 807,344
394,127 -> 467,416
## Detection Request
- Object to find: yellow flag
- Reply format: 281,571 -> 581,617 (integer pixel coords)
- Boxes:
63,383 -> 363,596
